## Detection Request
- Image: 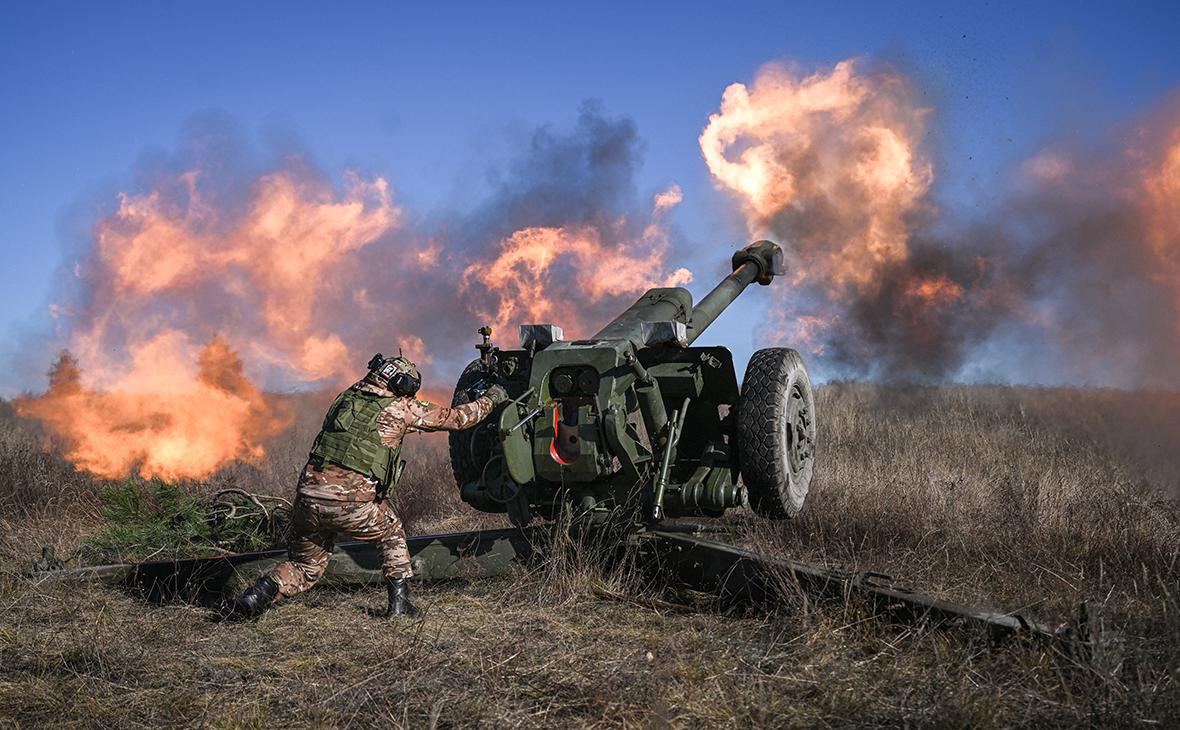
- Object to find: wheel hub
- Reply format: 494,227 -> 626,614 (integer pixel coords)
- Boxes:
785,384 -> 814,474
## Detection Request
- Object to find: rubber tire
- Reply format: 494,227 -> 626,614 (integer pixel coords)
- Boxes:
448,359 -> 495,489
736,348 -> 817,519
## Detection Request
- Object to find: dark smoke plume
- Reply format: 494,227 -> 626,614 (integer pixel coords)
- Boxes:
701,59 -> 1180,388
11,104 -> 688,478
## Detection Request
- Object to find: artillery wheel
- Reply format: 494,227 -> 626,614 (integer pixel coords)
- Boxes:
736,348 -> 817,519
449,359 -> 495,489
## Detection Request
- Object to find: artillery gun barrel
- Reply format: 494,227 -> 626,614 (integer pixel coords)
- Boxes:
589,240 -> 783,347
684,240 -> 783,345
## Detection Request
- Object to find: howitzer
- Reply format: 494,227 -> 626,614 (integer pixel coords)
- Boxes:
450,240 -> 817,527
29,239 -> 1081,651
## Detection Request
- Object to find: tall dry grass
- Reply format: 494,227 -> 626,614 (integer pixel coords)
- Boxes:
758,384 -> 1180,615
1,383 -> 1178,726
0,400 -> 102,562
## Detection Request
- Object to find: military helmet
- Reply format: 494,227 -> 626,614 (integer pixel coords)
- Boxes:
367,353 -> 421,397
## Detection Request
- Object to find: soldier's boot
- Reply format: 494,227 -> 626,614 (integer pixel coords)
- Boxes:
229,575 -> 280,620
384,577 -> 419,618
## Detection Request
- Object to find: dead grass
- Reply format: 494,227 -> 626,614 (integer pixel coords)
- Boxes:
1,383 -> 1179,727
742,385 -> 1180,619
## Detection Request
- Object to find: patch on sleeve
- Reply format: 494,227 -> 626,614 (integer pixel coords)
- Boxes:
415,399 -> 433,409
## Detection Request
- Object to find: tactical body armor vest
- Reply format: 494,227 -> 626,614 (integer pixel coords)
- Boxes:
309,388 -> 402,491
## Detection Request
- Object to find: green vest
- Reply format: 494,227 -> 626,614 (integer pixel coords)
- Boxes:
308,388 -> 402,490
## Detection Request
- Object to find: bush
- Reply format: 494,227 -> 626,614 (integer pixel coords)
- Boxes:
79,480 -> 291,563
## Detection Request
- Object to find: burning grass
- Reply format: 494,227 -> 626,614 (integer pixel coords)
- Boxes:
2,383 -> 1179,727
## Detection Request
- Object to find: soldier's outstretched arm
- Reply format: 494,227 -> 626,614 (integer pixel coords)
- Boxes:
405,397 -> 495,433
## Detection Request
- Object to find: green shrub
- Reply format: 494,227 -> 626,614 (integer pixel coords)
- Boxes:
80,481 -> 288,562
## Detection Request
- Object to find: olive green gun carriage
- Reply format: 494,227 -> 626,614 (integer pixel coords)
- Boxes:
450,240 -> 818,528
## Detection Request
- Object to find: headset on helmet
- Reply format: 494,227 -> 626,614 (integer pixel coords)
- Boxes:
367,352 -> 421,397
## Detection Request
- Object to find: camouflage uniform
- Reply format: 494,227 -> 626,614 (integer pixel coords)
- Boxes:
267,379 -> 494,602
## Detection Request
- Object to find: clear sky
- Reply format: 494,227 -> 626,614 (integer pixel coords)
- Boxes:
2,1 -> 1179,389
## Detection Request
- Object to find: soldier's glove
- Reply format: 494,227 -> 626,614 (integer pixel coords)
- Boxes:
484,384 -> 509,406
468,379 -> 509,406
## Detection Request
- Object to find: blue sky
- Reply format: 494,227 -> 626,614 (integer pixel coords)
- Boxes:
2,1 -> 1179,390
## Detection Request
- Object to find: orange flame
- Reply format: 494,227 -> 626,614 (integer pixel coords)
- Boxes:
460,185 -> 692,337
19,165 -> 400,479
700,59 -> 932,295
19,338 -> 289,481
898,274 -> 965,326
84,169 -> 399,381
700,59 -> 968,359
705,61 -> 1180,383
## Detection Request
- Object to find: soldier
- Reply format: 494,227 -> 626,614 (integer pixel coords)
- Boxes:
229,353 -> 506,619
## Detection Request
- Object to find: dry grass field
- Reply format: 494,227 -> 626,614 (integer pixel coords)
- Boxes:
1,383 -> 1179,728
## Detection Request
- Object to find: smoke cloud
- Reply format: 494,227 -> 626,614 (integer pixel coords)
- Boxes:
450,103 -> 690,338
16,105 -> 689,479
13,62 -> 1180,480
701,59 -> 1180,387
